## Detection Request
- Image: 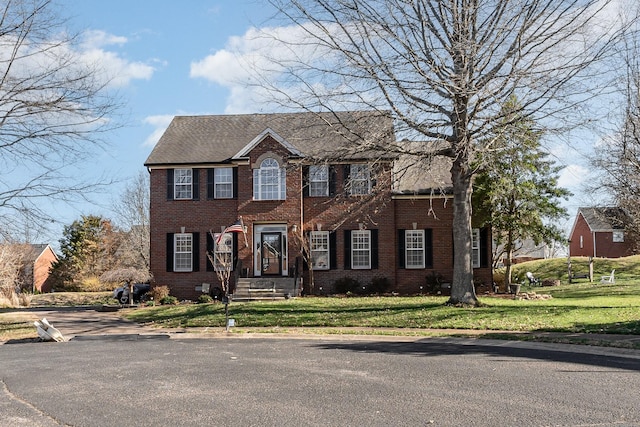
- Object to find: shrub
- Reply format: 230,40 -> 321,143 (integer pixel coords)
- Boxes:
150,285 -> 170,302
424,272 -> 444,294
369,276 -> 391,294
160,295 -> 178,305
333,277 -> 361,294
197,294 -> 214,304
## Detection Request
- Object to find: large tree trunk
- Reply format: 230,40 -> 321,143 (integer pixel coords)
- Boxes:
447,154 -> 479,306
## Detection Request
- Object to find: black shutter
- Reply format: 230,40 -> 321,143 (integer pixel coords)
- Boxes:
344,230 -> 351,269
329,231 -> 337,270
166,233 -> 174,272
344,165 -> 351,195
192,232 -> 200,272
371,229 -> 378,269
370,164 -> 377,190
207,169 -> 215,200
167,170 -> 174,200
232,168 -> 238,199
425,229 -> 433,268
206,232 -> 214,271
480,228 -> 489,268
232,233 -> 238,271
192,170 -> 200,200
329,166 -> 337,196
302,166 -> 309,197
398,230 -> 405,269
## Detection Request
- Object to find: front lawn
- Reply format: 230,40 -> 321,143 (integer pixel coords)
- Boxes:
124,281 -> 640,335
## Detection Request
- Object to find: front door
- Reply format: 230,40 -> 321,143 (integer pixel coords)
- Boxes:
261,232 -> 282,275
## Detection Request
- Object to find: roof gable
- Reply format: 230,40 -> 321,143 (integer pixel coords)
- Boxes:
232,128 -> 303,159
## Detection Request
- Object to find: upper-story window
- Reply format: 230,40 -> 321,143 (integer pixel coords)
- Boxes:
253,158 -> 286,200
348,164 -> 371,195
174,168 -> 193,199
309,165 -> 329,197
214,168 -> 233,199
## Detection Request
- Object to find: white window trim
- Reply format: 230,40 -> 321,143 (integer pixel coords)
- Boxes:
405,230 -> 425,269
214,168 -> 233,199
351,230 -> 371,269
213,232 -> 233,271
174,168 -> 193,200
349,164 -> 371,196
472,228 -> 480,269
309,165 -> 329,197
310,231 -> 330,270
253,158 -> 286,200
174,233 -> 193,272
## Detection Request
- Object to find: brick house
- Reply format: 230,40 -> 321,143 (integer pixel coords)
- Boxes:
144,111 -> 492,300
569,207 -> 637,258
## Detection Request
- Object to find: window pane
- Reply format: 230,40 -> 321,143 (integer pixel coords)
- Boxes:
351,230 -> 371,269
174,233 -> 192,272
214,233 -> 233,271
254,158 -> 286,200
405,230 -> 425,269
310,231 -> 329,270
214,168 -> 233,199
174,169 -> 192,199
472,228 -> 480,268
309,165 -> 329,197
349,164 -> 370,195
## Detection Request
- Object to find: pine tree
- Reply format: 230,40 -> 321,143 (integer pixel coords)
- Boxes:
474,97 -> 571,285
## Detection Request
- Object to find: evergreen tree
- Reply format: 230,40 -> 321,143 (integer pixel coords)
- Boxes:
474,97 -> 571,285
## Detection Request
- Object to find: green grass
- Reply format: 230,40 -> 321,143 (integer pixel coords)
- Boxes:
124,279 -> 640,336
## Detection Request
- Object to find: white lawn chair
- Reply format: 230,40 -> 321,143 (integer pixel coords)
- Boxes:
601,269 -> 615,284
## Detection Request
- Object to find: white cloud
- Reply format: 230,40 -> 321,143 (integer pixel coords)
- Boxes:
142,115 -> 175,147
78,30 -> 156,88
558,164 -> 590,189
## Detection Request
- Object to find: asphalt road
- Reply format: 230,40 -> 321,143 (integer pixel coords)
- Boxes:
1,336 -> 640,426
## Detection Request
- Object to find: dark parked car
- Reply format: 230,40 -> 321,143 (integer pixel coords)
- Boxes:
113,283 -> 151,304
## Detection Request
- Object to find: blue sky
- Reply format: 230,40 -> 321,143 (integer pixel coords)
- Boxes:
32,0 -> 609,244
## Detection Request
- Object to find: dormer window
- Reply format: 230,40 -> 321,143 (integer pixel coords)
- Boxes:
253,157 -> 286,200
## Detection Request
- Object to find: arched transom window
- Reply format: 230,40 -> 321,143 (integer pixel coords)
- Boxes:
253,158 -> 286,200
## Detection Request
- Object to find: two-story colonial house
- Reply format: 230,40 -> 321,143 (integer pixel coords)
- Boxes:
144,111 -> 492,300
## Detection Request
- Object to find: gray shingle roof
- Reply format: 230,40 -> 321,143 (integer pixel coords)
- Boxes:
144,111 -> 395,166
579,207 -> 627,231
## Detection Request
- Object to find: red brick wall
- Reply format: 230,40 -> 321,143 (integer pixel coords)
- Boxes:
569,214 -> 593,257
33,246 -> 57,293
149,138 -> 493,299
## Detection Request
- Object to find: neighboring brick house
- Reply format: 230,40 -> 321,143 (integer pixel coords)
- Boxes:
144,111 -> 492,300
20,244 -> 58,293
569,207 -> 636,258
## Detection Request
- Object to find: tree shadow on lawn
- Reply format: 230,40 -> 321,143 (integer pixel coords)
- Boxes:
312,338 -> 640,372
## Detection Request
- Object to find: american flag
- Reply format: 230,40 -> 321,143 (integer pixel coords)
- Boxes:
216,219 -> 245,244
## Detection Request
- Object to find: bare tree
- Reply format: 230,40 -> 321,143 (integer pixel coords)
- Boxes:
592,19 -> 640,247
206,231 -> 235,330
257,0 -> 632,305
113,171 -> 150,271
0,0 -> 119,230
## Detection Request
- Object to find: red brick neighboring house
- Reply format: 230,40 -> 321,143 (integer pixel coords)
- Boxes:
569,207 -> 636,258
21,244 -> 58,293
144,111 -> 492,300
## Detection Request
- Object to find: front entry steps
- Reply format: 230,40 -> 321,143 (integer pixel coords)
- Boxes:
233,278 -> 300,301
